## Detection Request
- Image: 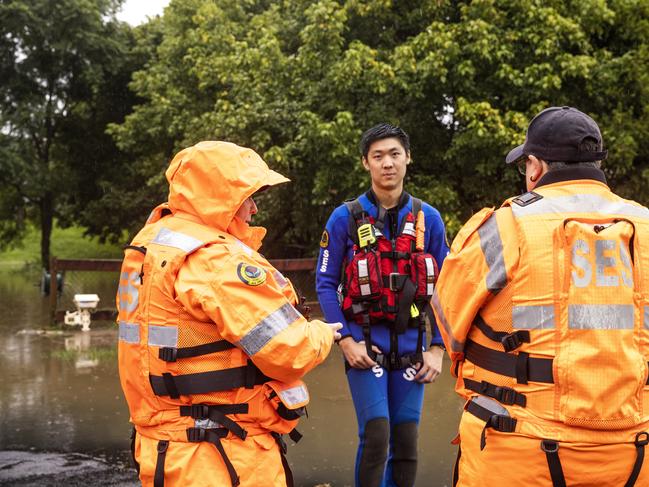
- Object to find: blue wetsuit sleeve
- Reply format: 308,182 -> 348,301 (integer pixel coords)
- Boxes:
425,206 -> 450,347
316,207 -> 352,339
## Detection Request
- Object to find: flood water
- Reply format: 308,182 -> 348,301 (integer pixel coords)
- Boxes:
0,267 -> 463,486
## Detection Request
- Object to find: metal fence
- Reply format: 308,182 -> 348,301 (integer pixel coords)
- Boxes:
49,257 -> 319,324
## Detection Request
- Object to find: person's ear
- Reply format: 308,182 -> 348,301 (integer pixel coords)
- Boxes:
527,155 -> 544,183
361,156 -> 370,171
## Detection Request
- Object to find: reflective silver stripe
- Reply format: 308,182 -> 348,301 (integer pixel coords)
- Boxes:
278,385 -> 309,407
152,228 -> 204,253
512,194 -> 649,219
471,395 -> 509,416
425,257 -> 435,296
568,304 -> 634,330
402,221 -> 416,237
478,215 -> 507,294
235,239 -> 253,256
273,270 -> 288,288
430,290 -> 464,352
645,306 -> 649,330
358,259 -> 371,296
237,303 -> 301,356
512,305 -> 555,329
118,321 -> 140,344
148,325 -> 179,347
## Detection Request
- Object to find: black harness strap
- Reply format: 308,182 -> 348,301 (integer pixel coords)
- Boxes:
464,339 -> 554,383
474,315 -> 530,352
150,365 -> 270,397
159,339 -> 236,362
465,399 -> 517,451
124,244 -> 147,254
271,432 -> 295,487
395,278 -> 417,334
153,440 -> 169,487
463,378 -> 527,407
624,432 -> 649,487
541,440 -> 566,487
187,428 -> 239,486
130,427 -> 140,474
180,403 -> 249,440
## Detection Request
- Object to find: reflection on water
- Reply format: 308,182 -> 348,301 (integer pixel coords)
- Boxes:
0,268 -> 463,486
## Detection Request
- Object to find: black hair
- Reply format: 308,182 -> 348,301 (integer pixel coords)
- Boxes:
359,123 -> 410,158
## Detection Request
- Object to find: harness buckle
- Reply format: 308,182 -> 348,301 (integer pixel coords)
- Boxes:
186,427 -> 206,442
636,432 -> 649,447
159,347 -> 178,362
490,414 -> 517,433
388,273 -> 402,291
190,404 -> 209,419
501,331 -> 530,352
494,386 -> 516,406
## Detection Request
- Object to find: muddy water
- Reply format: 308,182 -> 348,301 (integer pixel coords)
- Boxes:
0,267 -> 463,486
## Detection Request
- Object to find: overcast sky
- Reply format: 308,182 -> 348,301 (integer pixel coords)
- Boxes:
116,0 -> 170,25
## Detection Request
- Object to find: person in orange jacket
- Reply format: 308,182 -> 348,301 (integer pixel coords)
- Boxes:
433,107 -> 649,486
116,141 -> 341,487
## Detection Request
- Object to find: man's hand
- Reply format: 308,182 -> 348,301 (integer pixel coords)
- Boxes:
414,346 -> 444,383
327,322 -> 343,341
338,337 -> 380,369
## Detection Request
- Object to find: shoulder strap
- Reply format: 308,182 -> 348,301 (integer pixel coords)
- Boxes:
397,196 -> 422,236
345,198 -> 366,246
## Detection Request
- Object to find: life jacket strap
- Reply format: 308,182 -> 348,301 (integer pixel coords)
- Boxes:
474,315 -> 530,352
463,378 -> 527,407
464,339 -> 554,384
159,339 -> 236,362
180,403 -> 249,440
271,432 -> 296,487
150,364 -> 271,397
466,399 -> 517,451
540,440 -> 566,487
153,439 -> 169,487
186,428 -> 239,486
625,432 -> 649,487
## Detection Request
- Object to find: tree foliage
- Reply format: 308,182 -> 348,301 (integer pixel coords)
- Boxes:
0,0 -> 140,266
5,0 -> 649,260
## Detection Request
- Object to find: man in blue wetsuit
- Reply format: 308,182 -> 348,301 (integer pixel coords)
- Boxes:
316,123 -> 449,487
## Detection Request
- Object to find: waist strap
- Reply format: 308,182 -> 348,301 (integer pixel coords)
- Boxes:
159,339 -> 236,362
464,339 -> 553,384
180,403 -> 249,440
463,378 -> 527,407
465,397 -> 517,450
150,362 -> 270,398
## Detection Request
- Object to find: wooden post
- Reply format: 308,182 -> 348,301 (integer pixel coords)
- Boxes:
49,256 -> 58,324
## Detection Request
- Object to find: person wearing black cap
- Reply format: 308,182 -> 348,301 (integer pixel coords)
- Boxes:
432,106 -> 649,486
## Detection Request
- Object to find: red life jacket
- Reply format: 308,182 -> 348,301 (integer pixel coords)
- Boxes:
341,197 -> 438,335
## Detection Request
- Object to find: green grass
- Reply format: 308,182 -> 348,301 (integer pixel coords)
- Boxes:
0,224 -> 124,268
51,346 -> 117,363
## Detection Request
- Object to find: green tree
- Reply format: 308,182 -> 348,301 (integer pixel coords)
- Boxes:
110,0 -> 649,255
0,0 -> 136,266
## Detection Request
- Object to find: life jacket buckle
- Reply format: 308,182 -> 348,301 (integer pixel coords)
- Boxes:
187,427 -> 206,442
490,414 -> 517,433
501,330 -> 530,352
493,385 -> 517,406
159,347 -> 178,362
388,273 -> 404,291
189,404 -> 209,419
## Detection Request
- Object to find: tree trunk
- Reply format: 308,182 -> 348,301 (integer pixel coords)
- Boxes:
40,191 -> 53,270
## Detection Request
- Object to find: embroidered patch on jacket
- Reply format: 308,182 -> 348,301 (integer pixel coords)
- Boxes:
237,263 -> 267,286
320,230 -> 329,248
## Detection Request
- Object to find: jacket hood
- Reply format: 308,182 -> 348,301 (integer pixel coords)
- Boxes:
165,141 -> 289,233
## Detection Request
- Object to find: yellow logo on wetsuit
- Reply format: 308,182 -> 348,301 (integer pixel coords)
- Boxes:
237,263 -> 267,286
320,230 -> 329,248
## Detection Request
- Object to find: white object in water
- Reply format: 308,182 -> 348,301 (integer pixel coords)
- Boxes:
64,294 -> 100,332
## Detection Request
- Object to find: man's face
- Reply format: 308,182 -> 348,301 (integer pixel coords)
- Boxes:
362,137 -> 410,191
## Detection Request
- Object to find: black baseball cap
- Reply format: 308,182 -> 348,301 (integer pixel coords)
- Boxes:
505,106 -> 608,164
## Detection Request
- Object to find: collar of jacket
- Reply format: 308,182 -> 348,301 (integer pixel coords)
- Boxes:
535,166 -> 608,189
365,189 -> 410,211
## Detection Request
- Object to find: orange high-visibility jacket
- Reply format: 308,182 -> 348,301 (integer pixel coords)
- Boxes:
433,177 -> 649,444
117,141 -> 334,446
